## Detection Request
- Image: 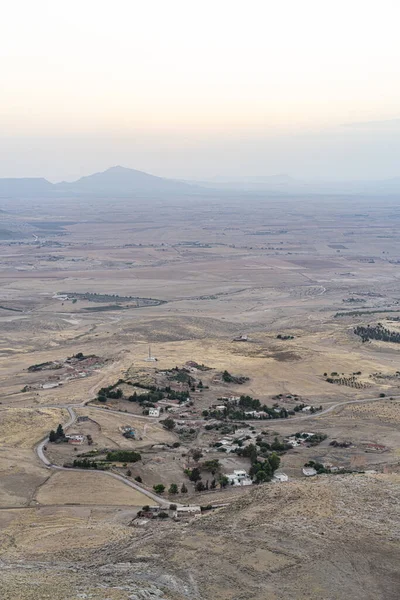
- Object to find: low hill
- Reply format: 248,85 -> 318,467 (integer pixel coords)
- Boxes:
56,166 -> 197,196
2,473 -> 398,599
0,178 -> 54,198
106,473 -> 400,599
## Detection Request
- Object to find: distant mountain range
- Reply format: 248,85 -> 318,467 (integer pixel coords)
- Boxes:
0,165 -> 399,198
0,166 -> 197,198
192,174 -> 400,195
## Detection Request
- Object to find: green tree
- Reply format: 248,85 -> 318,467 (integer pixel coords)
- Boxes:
268,452 -> 280,473
218,475 -> 229,488
162,417 -> 176,430
49,430 -> 57,442
169,483 -> 178,494
181,483 -> 188,494
189,467 -> 201,483
56,424 -> 64,438
204,459 -> 220,474
195,481 -> 205,492
190,448 -> 203,462
255,469 -> 270,484
135,475 -> 142,483
153,484 -> 165,494
242,443 -> 258,464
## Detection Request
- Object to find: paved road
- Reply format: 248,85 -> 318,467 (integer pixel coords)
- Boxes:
85,393 -> 400,424
28,391 -> 400,509
30,392 -> 400,427
272,394 -> 400,424
34,405 -> 175,507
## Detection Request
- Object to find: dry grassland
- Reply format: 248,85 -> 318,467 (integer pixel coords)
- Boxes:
339,398 -> 400,425
0,407 -> 67,447
75,407 -> 177,447
36,470 -> 153,506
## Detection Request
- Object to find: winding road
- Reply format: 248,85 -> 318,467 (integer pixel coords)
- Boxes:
32,391 -> 400,508
34,404 -> 176,507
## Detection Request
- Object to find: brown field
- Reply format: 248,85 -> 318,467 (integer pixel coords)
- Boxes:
1,194 -> 400,598
36,470 -> 153,506
0,407 -> 67,447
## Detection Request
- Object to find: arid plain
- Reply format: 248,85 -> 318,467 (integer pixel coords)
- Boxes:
0,193 -> 399,599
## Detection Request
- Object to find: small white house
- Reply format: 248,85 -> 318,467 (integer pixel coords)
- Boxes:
273,473 -> 289,482
302,467 -> 317,477
287,438 -> 300,447
148,407 -> 160,417
175,506 -> 201,519
65,434 -> 85,445
225,470 -> 253,486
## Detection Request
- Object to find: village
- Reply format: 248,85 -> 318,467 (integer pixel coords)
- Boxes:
41,357 -> 392,525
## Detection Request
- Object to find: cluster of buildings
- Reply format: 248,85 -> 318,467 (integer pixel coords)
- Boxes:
135,504 -> 202,523
215,427 -> 257,453
121,425 -> 136,438
152,397 -> 191,418
286,432 -> 316,448
224,469 -> 252,487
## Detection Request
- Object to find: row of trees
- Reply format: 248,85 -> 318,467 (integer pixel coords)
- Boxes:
97,379 -> 190,405
354,323 -> 400,344
106,450 -> 141,462
153,483 -> 189,495
72,458 -> 108,469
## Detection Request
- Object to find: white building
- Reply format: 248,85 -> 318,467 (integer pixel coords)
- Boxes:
225,469 -> 253,487
273,473 -> 289,482
65,434 -> 85,445
175,506 -> 201,518
302,467 -> 317,477
287,438 -> 300,447
148,407 -> 160,417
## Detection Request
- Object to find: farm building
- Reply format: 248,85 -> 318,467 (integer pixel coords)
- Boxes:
302,467 -> 317,477
65,434 -> 85,445
175,506 -> 201,519
225,470 -> 253,486
273,473 -> 289,482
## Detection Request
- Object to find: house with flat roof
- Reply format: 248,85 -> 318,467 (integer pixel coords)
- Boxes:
175,506 -> 201,519
302,467 -> 317,477
225,469 -> 253,486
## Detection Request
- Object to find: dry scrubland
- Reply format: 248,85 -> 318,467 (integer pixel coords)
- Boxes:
1,194 -> 400,598
36,470 -> 152,506
0,407 -> 67,447
0,475 -> 398,600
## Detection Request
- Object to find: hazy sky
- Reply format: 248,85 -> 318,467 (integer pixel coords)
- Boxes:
1,0 -> 400,181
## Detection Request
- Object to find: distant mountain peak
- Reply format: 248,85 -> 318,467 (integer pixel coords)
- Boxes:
55,165 -> 195,196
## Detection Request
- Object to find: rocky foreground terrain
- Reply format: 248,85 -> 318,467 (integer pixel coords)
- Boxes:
1,473 -> 399,600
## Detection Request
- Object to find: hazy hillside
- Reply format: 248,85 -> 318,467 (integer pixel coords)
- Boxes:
193,175 -> 400,195
0,167 -> 199,198
1,167 -> 399,198
0,178 -> 54,198
56,166 -> 197,196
